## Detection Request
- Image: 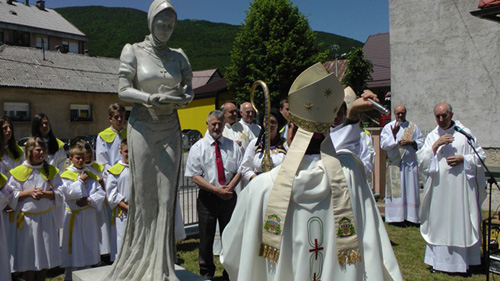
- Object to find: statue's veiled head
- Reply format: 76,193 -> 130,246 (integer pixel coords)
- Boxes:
148,0 -> 177,46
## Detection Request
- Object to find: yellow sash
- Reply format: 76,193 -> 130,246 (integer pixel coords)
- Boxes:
17,208 -> 54,229
111,206 -> 123,225
65,206 -> 91,254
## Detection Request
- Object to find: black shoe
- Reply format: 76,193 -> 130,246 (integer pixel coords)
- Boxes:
429,266 -> 436,273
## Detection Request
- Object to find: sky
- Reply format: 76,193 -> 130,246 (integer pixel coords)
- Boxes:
44,0 -> 389,42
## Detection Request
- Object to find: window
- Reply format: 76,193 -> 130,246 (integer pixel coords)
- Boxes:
70,104 -> 92,121
36,36 -> 48,50
62,40 -> 79,54
4,102 -> 30,121
0,31 -> 4,45
12,31 -> 29,47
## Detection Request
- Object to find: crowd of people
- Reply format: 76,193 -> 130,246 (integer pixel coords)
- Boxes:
0,83 -> 488,280
184,78 -> 486,279
0,103 -> 187,281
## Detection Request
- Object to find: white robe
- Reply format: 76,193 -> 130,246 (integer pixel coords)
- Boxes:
417,120 -> 486,272
0,148 -> 23,273
105,162 -> 131,261
44,138 -> 67,173
359,131 -> 375,178
0,145 -> 24,175
239,138 -> 287,182
60,166 -> 106,268
330,124 -> 374,187
381,120 -> 424,223
7,162 -> 64,272
87,162 -> 111,256
221,152 -> 402,281
0,179 -> 12,281
222,122 -> 255,151
239,119 -> 261,139
95,127 -> 125,171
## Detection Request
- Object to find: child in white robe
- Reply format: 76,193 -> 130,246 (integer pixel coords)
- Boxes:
7,137 -> 63,281
95,103 -> 126,171
81,140 -> 111,261
60,142 -> 105,280
105,139 -> 130,261
0,172 -> 12,281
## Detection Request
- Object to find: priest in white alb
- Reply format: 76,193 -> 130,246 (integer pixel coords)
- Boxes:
417,102 -> 486,273
221,63 -> 402,281
381,104 -> 424,225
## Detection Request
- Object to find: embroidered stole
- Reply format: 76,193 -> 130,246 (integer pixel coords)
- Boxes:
260,128 -> 360,266
386,122 -> 414,198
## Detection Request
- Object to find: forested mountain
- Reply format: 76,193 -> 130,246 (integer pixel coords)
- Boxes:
56,6 -> 363,72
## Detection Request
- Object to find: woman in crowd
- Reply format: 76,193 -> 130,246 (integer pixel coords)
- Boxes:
7,137 -> 63,281
0,170 -> 11,281
0,116 -> 24,276
0,117 -> 24,175
240,107 -> 287,182
31,113 -> 67,172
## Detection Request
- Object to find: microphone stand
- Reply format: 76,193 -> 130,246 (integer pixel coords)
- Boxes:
465,138 -> 500,281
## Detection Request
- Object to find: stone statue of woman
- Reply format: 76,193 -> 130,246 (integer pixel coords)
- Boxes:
104,0 -> 193,280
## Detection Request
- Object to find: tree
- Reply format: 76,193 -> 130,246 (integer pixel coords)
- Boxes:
225,0 -> 327,110
341,47 -> 373,95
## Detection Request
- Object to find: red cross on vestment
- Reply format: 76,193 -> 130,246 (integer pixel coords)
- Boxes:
308,238 -> 324,260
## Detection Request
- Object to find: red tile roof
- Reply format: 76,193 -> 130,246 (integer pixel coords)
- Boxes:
362,32 -> 390,89
323,60 -> 348,81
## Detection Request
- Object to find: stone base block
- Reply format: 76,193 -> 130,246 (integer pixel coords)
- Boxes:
73,264 -> 207,281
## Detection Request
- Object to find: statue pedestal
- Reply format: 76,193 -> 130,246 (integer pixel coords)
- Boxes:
73,264 -> 207,281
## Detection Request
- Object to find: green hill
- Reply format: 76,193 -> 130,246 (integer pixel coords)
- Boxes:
56,6 -> 362,72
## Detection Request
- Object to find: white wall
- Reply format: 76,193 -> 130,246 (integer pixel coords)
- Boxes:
389,0 -> 500,148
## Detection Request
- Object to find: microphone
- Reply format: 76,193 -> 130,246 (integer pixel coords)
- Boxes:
454,126 -> 474,141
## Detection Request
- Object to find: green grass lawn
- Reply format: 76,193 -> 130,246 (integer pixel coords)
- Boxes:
176,222 -> 492,280
386,223 -> 487,280
39,219 -> 498,280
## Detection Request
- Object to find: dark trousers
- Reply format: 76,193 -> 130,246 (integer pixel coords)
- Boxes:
197,189 -> 237,279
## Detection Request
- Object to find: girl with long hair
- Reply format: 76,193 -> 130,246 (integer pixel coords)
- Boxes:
31,113 -> 67,171
7,137 -> 63,281
0,117 -> 24,174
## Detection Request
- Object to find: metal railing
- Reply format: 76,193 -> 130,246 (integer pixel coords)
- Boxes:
178,152 -> 199,226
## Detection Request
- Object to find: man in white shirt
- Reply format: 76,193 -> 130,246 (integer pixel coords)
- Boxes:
239,102 -> 260,138
185,110 -> 243,280
417,103 -> 486,274
381,104 -> 424,225
220,101 -> 255,150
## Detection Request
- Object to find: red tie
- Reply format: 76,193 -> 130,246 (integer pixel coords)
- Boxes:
214,140 -> 226,185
